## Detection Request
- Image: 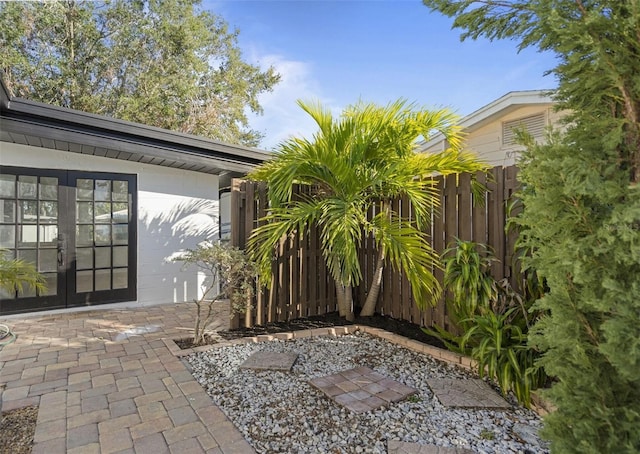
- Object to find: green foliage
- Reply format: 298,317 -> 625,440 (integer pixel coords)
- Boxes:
174,242 -> 257,345
0,0 -> 280,147
0,249 -> 46,296
517,132 -> 640,453
422,0 -> 640,183
425,239 -> 546,407
423,1 -> 640,451
247,99 -> 488,320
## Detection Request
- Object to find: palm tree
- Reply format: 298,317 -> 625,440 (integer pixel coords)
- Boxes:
0,249 -> 46,295
248,99 -> 488,321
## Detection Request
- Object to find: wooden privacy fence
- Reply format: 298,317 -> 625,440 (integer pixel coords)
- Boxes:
230,165 -> 520,331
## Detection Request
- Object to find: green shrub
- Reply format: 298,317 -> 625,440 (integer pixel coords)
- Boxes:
517,129 -> 640,452
424,239 -> 546,407
174,242 -> 257,346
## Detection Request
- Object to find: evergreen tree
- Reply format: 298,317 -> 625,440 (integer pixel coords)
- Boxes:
422,1 -> 640,452
0,0 -> 280,147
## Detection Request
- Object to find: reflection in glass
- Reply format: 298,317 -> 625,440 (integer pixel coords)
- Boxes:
95,269 -> 111,291
0,175 -> 16,198
112,203 -> 128,223
77,202 -> 93,223
113,246 -> 128,267
0,225 -> 15,248
39,249 -> 57,272
95,225 -> 111,245
77,179 -> 93,200
77,225 -> 94,246
39,225 -> 58,246
112,225 -> 128,245
17,249 -> 37,266
113,268 -> 128,289
18,225 -> 38,247
95,247 -> 111,268
41,273 -> 57,296
77,270 -> 93,293
19,200 -> 38,223
0,286 -> 13,299
94,202 -> 111,223
18,176 -> 37,199
18,284 -> 36,298
39,201 -> 58,223
76,248 -> 93,270
40,177 -> 58,200
112,181 -> 128,201
95,180 -> 111,201
1,200 -> 15,223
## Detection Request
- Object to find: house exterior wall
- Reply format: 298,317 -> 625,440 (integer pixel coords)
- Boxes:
422,105 -> 567,167
1,142 -> 220,307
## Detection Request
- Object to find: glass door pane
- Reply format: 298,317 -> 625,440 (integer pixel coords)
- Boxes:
0,168 -> 66,314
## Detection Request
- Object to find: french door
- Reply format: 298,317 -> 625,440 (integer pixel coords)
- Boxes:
0,167 -> 136,315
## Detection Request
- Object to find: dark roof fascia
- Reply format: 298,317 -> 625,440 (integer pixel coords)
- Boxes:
0,79 -> 272,170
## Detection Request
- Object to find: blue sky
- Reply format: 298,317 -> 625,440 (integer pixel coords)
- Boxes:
207,0 -> 558,150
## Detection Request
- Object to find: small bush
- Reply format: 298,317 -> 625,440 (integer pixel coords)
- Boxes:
174,242 -> 257,346
424,239 -> 547,407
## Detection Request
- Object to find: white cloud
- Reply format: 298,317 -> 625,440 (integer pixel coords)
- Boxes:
246,54 -> 339,150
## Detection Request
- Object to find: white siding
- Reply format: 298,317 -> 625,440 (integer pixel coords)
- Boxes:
422,104 -> 568,168
0,142 -> 219,307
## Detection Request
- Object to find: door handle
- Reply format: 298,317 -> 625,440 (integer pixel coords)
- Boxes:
57,234 -> 66,267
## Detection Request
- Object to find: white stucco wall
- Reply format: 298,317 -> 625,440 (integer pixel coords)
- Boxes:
0,142 -> 220,307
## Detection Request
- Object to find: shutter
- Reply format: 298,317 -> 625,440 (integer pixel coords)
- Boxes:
502,113 -> 546,146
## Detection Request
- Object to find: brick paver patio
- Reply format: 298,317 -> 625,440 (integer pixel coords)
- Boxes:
0,302 -> 255,454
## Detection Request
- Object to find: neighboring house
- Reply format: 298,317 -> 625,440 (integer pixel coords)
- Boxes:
0,79 -> 270,315
419,90 -> 566,167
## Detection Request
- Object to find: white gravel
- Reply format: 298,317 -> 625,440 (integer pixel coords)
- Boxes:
186,331 -> 548,454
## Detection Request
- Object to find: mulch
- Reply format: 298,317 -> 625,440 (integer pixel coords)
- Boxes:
0,405 -> 37,454
217,311 -> 446,349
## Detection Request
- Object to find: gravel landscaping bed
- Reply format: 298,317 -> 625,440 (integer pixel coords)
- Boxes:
187,331 -> 548,454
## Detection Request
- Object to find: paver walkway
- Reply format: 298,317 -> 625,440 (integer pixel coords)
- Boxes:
0,302 -> 255,454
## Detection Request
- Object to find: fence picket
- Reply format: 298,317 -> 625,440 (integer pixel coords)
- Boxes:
230,164 -> 519,332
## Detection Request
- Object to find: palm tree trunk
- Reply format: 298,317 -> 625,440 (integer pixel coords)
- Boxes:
335,280 -> 346,317
344,285 -> 354,321
335,279 -> 354,321
360,242 -> 385,317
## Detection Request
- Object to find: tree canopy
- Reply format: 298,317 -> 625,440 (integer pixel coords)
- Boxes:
422,0 -> 640,183
423,1 -> 640,452
0,0 -> 280,147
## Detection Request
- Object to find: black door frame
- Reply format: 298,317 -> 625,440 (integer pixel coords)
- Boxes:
0,166 -> 137,315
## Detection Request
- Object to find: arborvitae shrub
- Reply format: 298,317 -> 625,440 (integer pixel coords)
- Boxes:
517,126 -> 640,453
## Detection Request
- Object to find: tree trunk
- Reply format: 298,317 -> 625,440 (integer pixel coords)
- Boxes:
360,243 -> 386,317
335,278 -> 354,321
335,280 -> 346,317
344,285 -> 354,321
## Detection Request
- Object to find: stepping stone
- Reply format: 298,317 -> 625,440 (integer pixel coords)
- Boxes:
309,366 -> 416,413
239,350 -> 298,371
512,423 -> 543,447
426,379 -> 510,409
388,441 -> 475,454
